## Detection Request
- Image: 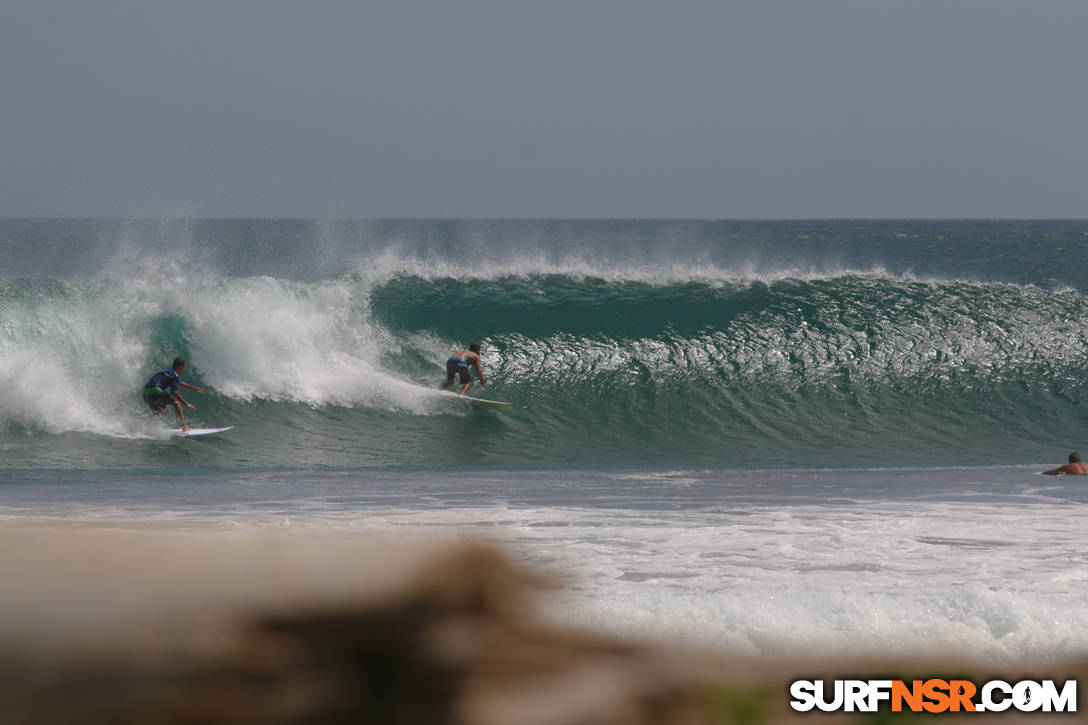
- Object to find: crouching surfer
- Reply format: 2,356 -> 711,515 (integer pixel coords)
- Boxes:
441,343 -> 488,396
142,356 -> 204,432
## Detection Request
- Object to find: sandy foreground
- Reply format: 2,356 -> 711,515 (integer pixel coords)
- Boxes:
0,526 -> 1082,724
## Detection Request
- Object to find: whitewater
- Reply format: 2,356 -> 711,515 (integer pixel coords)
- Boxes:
2,218 -> 1088,662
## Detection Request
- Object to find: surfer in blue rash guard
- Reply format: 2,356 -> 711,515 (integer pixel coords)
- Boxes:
441,343 -> 488,396
142,356 -> 204,432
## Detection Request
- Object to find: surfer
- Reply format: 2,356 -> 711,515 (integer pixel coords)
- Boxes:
1042,452 -> 1088,476
441,343 -> 488,396
142,356 -> 204,432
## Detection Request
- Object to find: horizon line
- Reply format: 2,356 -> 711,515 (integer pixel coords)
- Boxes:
2,215 -> 1088,223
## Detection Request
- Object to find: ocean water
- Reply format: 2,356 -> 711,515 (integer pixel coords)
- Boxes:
2,218 -> 1088,662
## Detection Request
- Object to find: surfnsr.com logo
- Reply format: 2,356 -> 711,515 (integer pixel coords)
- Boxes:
790,679 -> 1077,713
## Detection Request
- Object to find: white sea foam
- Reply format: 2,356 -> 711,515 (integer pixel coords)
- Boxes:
294,499 -> 1084,662
9,481 -> 1084,664
0,271 -> 454,436
0,280 -> 150,436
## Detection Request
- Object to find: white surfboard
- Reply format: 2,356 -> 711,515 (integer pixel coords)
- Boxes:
460,395 -> 511,410
170,426 -> 234,437
442,391 -> 511,410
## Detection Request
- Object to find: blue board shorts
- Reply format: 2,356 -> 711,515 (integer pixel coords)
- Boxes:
446,357 -> 471,385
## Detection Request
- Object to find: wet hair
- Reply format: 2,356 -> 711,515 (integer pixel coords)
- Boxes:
469,343 -> 480,354
1070,453 -> 1081,463
172,356 -> 187,370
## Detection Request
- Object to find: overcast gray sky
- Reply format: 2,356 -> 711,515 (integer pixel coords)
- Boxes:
2,1 -> 1085,218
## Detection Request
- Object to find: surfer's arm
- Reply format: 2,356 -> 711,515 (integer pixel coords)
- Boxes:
473,362 -> 488,389
179,381 -> 203,393
174,393 -> 197,411
1042,465 -> 1068,476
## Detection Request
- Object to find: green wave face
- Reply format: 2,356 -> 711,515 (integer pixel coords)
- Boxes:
374,273 -> 1088,467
